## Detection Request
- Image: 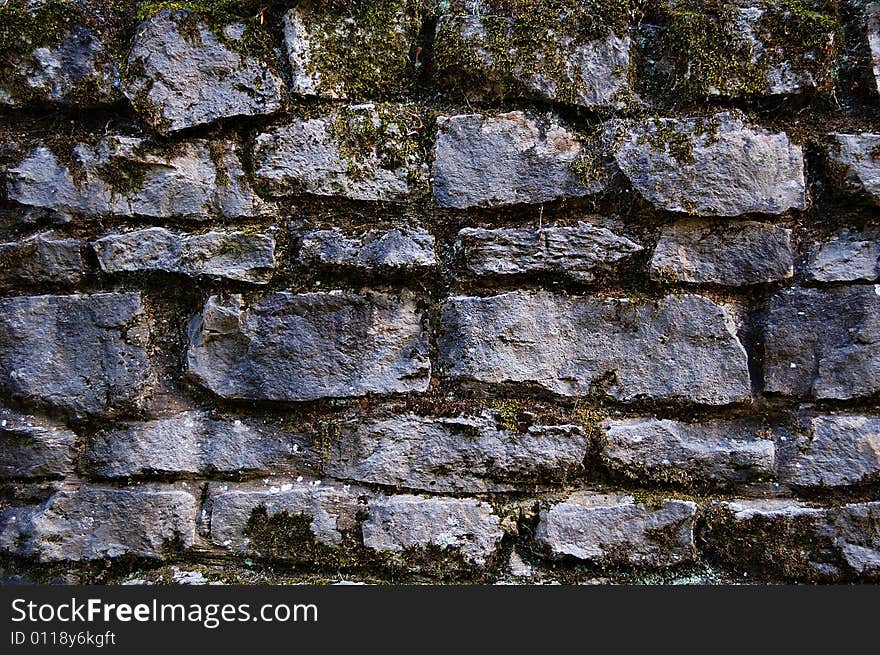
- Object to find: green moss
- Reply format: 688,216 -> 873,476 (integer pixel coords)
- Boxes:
95,159 -> 153,195
493,399 -> 527,432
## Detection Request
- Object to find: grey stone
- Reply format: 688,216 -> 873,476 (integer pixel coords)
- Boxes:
124,10 -> 282,133
764,285 -> 880,400
828,133 -> 880,204
703,499 -> 880,581
601,418 -> 776,485
650,220 -> 794,285
207,479 -> 368,552
0,408 -> 76,479
784,415 -> 880,488
327,411 -> 587,493
253,103 -> 428,201
362,494 -> 503,566
0,485 -> 197,561
458,222 -> 643,283
868,3 -> 880,96
84,411 -> 316,479
7,136 -> 268,220
439,290 -> 751,405
187,291 -> 430,401
0,232 -> 85,285
535,493 -> 698,567
611,112 -> 806,216
434,13 -> 631,108
0,293 -> 152,417
299,227 -> 436,272
284,1 -> 420,98
805,230 -> 880,282
93,227 -> 276,284
433,111 -> 602,209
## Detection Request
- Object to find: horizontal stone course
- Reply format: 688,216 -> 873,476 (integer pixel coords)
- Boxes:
0,232 -> 85,286
299,227 -> 436,272
805,230 -> 880,283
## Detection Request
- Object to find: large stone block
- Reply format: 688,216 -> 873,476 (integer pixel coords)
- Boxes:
805,229 -> 880,282
0,293 -> 152,417
433,112 -> 602,209
611,112 -> 806,216
187,291 -> 430,401
457,223 -> 643,283
828,133 -> 880,204
124,9 -> 282,133
439,290 -> 751,405
254,103 -> 428,201
535,493 -> 698,568
299,227 -> 436,273
0,485 -> 197,561
764,286 -> 880,400
0,232 -> 85,286
0,408 -> 76,479
327,411 -> 586,493
783,415 -> 880,488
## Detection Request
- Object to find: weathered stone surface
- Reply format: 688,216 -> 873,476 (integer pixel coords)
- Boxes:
299,227 -> 436,272
458,222 -> 643,283
187,291 -> 430,401
828,133 -> 880,204
0,408 -> 75,479
254,103 -> 428,201
0,485 -> 197,561
84,411 -> 315,479
703,499 -> 880,581
611,112 -> 806,216
0,2 -> 119,106
434,9 -> 631,108
207,479 -> 368,552
93,227 -> 275,284
805,230 -> 880,282
284,1 -> 421,99
764,285 -> 880,400
439,291 -> 751,405
535,493 -> 697,567
433,112 -> 602,209
327,412 -> 586,493
362,495 -> 503,566
0,232 -> 85,286
784,415 -> 880,488
650,220 -> 793,285
7,136 -> 267,220
868,3 -> 880,96
601,418 -> 776,485
124,10 -> 282,133
0,293 -> 152,417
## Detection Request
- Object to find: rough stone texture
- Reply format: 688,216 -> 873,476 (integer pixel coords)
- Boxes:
783,415 -> 880,488
868,3 -> 880,96
457,223 -> 643,283
0,232 -> 85,286
764,285 -> 880,400
805,229 -> 880,282
611,112 -> 806,216
207,480 -> 368,552
187,291 -> 430,401
327,412 -> 586,493
703,499 -> 880,581
536,493 -> 698,567
433,112 -> 602,209
124,10 -> 282,133
284,1 -> 421,99
253,103 -> 428,201
0,485 -> 197,561
0,293 -> 152,417
83,411 -> 316,479
93,227 -> 276,284
0,408 -> 76,479
299,227 -> 436,272
362,495 -> 503,566
650,220 -> 794,285
601,418 -> 776,486
828,133 -> 880,204
434,12 -> 631,108
7,136 -> 267,221
439,290 -> 751,405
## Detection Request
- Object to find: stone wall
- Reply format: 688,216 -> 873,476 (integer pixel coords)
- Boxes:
1,0 -> 879,584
